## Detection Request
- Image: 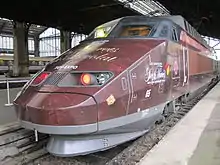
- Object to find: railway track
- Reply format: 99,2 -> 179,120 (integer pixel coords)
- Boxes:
0,79 -> 218,165
0,124 -> 48,165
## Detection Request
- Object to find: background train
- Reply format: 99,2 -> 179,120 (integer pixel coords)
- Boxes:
14,15 -> 220,157
0,55 -> 55,74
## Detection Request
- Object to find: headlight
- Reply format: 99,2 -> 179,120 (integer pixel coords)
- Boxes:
80,72 -> 113,86
58,71 -> 114,87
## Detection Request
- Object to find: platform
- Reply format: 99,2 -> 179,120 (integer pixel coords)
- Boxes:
138,82 -> 220,165
0,87 -> 21,125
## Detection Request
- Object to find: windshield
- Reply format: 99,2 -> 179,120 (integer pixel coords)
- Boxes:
86,17 -> 158,40
116,24 -> 154,37
86,18 -> 121,40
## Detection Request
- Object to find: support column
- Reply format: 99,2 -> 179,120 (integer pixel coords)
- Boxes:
12,21 -> 30,77
34,36 -> 40,57
60,30 -> 71,54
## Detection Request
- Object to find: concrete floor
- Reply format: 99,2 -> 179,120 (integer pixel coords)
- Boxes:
0,75 -> 31,125
188,103 -> 220,165
138,83 -> 220,165
0,87 -> 21,125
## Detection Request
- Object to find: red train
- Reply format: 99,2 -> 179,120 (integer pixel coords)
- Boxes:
13,15 -> 219,157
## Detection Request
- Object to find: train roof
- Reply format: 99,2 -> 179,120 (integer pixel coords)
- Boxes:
107,15 -> 210,50
155,15 -> 211,50
89,15 -> 211,51
118,15 -> 188,30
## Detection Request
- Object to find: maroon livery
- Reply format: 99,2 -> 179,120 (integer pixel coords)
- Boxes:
13,15 -> 219,157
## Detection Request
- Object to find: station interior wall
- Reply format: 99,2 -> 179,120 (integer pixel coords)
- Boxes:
0,28 -> 87,57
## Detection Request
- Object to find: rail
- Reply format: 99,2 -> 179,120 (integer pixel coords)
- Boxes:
2,77 -> 30,106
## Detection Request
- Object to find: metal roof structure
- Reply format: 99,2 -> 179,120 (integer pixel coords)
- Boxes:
0,18 -> 47,37
0,0 -> 169,36
0,0 -> 170,38
118,0 -> 170,16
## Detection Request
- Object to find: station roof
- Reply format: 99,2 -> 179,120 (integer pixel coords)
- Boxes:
0,0 -> 138,35
0,18 -> 47,37
0,0 -> 219,38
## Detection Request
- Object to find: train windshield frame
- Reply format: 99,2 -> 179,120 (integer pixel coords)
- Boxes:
86,17 -> 160,40
111,21 -> 158,38
86,18 -> 121,40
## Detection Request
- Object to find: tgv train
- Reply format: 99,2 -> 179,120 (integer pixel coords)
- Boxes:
13,15 -> 219,157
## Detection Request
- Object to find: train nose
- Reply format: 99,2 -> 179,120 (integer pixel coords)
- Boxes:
14,89 -> 99,135
31,92 -> 98,124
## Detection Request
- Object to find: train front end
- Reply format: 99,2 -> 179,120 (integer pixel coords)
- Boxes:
13,16 -> 168,157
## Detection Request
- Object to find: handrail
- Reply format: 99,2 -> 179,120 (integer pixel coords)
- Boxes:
0,79 -> 30,84
4,78 -> 30,106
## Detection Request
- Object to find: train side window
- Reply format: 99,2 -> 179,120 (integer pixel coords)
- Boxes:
172,28 -> 178,42
159,25 -> 169,38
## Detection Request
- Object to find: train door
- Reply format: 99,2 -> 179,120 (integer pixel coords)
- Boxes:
127,55 -> 152,115
179,30 -> 189,86
172,54 -> 181,87
171,27 -> 181,88
182,46 -> 189,86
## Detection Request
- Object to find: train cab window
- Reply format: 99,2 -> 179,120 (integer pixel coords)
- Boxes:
94,26 -> 112,38
159,25 -> 169,38
172,28 -> 178,42
118,25 -> 153,37
86,18 -> 121,40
